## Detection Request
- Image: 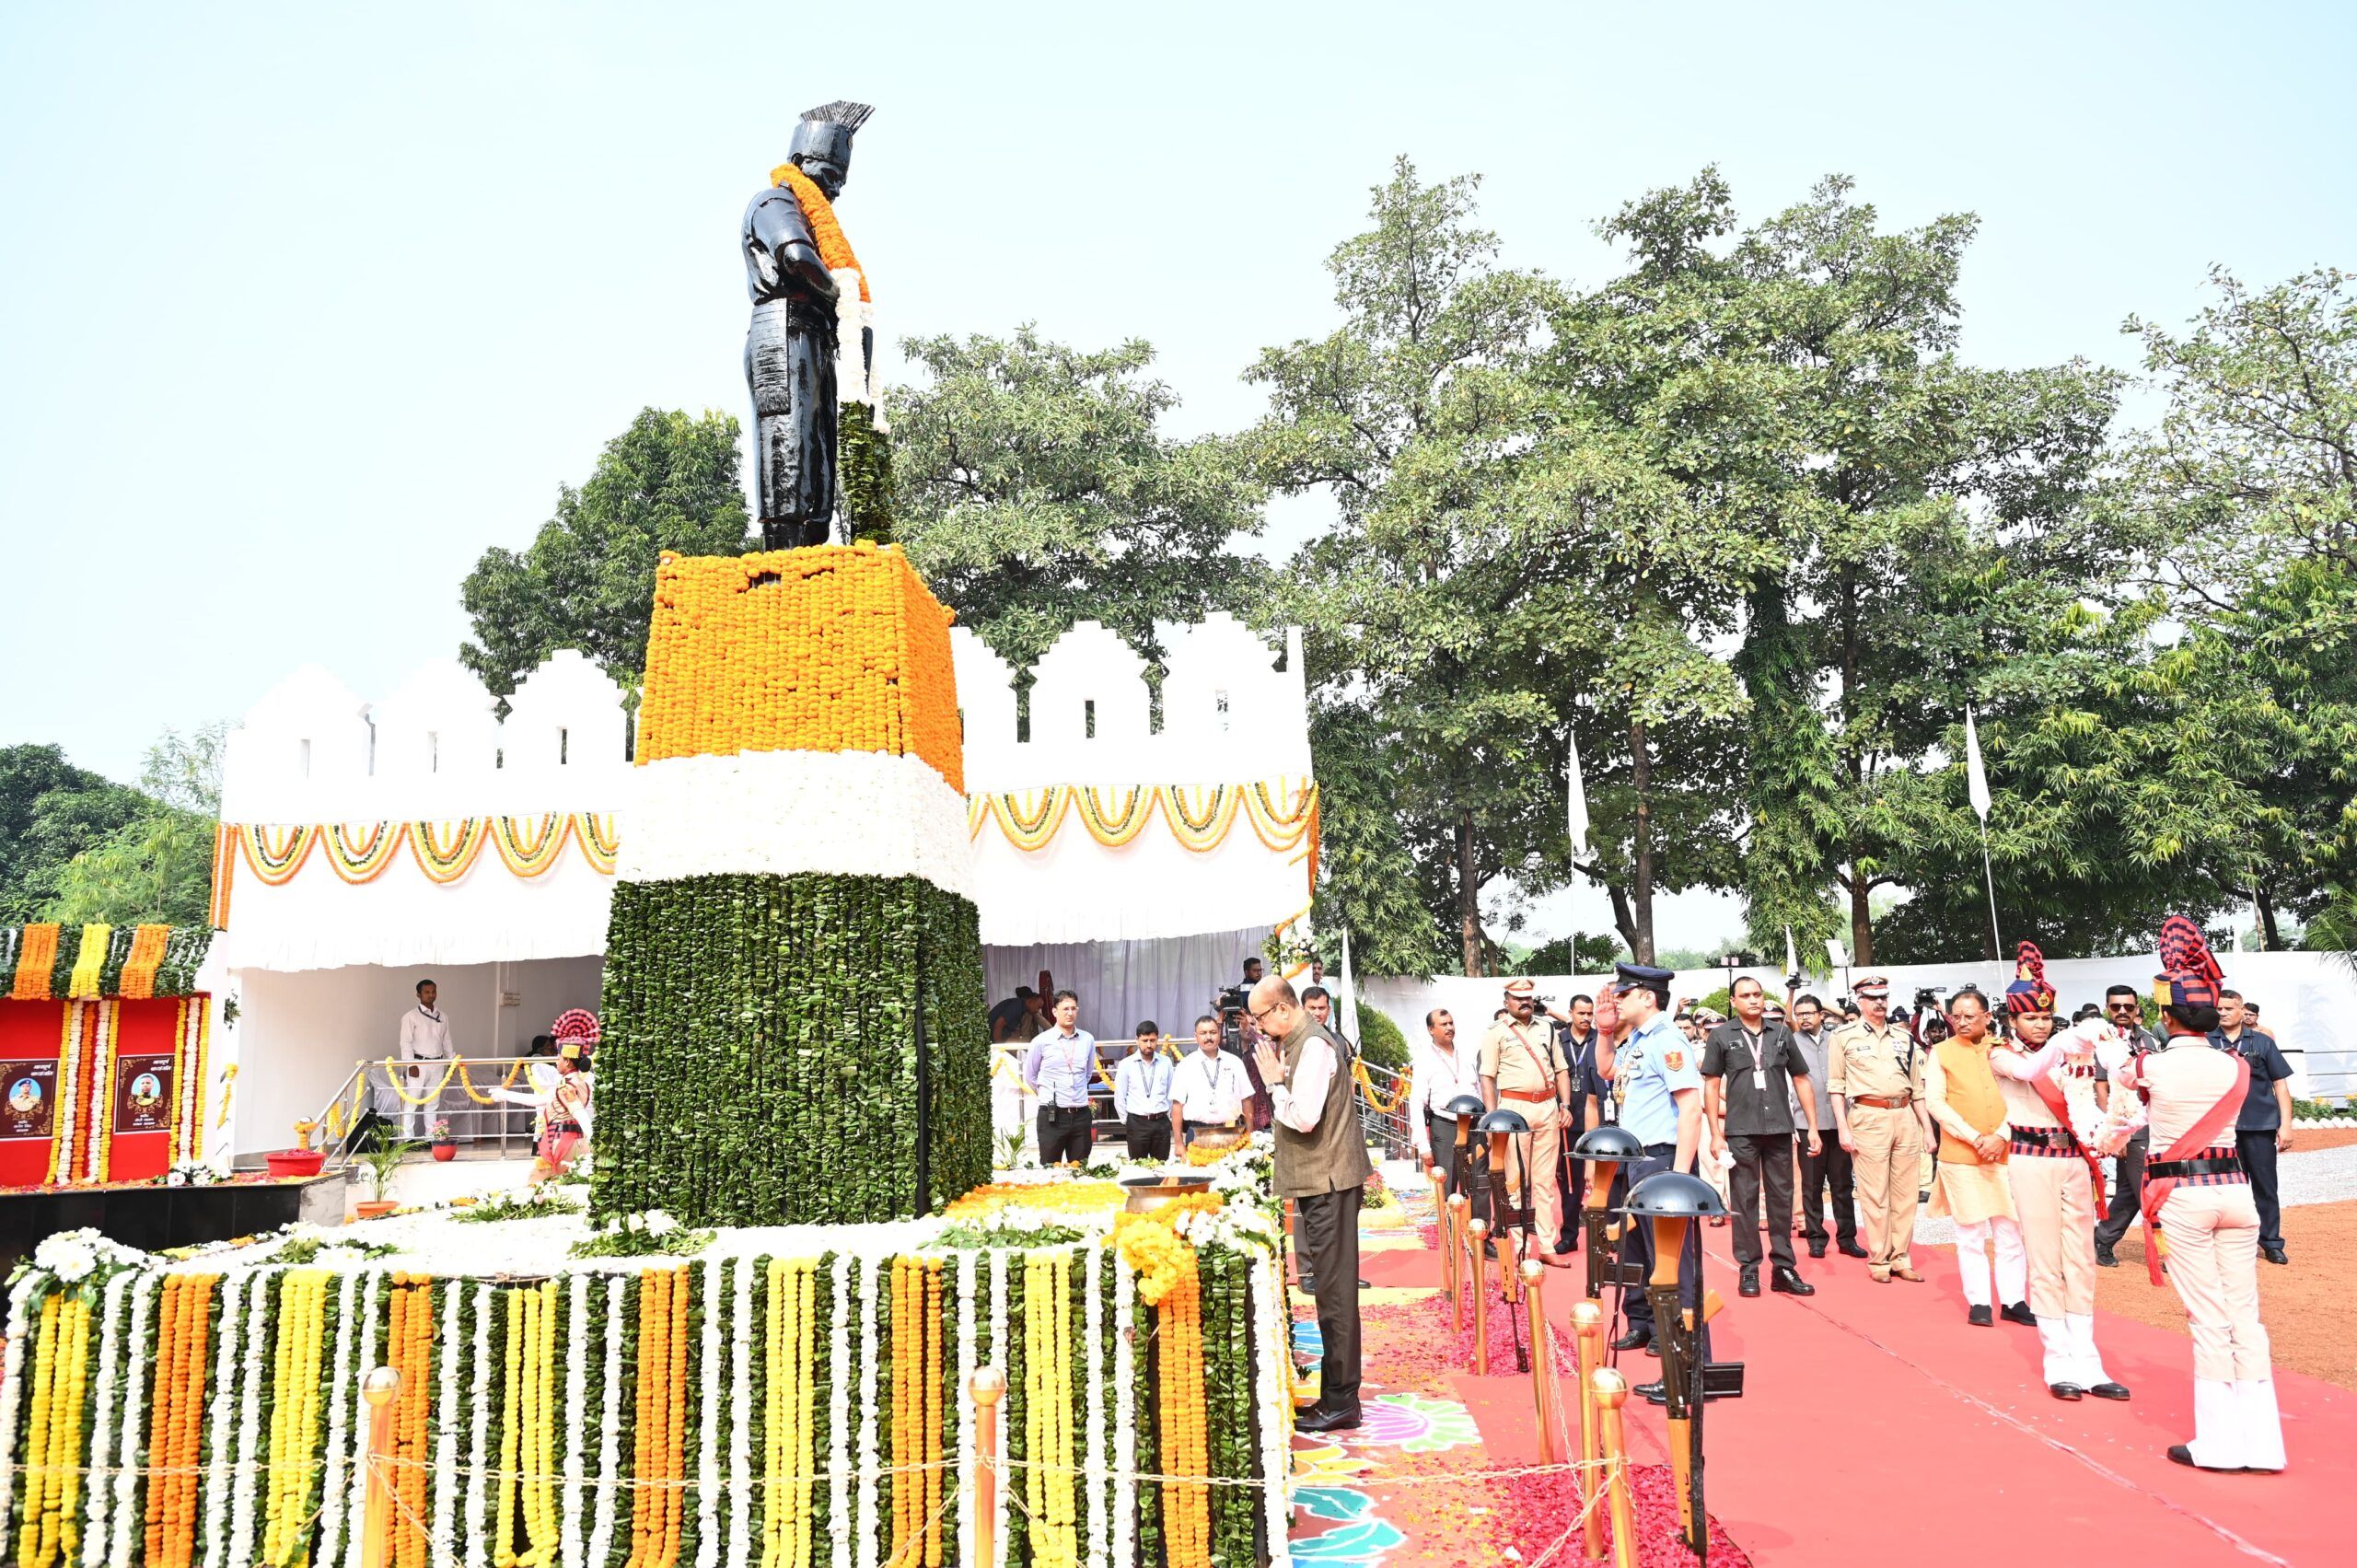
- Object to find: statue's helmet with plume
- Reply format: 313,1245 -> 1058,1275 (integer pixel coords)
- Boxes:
786,100 -> 873,192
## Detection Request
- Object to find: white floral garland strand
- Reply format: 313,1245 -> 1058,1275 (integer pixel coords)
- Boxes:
954,1249 -> 977,1568
585,1273 -> 626,1568
562,1273 -> 590,1568
1252,1252 -> 1293,1561
0,1270 -> 48,1533
1109,1254 -> 1135,1568
81,1005 -> 116,1182
989,1249 -> 1008,1568
316,1270 -> 359,1567
197,1271 -> 245,1568
827,1255 -> 851,1568
727,1257 -> 754,1565
464,1281 -> 493,1567
1083,1243 -> 1106,1568
432,1278 -> 463,1565
179,1002 -> 201,1160
696,1259 -> 724,1568
77,1271 -> 133,1563
338,1269 -> 382,1568
226,1270 -> 271,1568
108,1272 -> 159,1567
854,1256 -> 879,1568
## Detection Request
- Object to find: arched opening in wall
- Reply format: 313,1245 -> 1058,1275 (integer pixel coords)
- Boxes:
299,738 -> 312,777
1016,679 -> 1031,744
1085,699 -> 1097,740
559,727 -> 570,766
427,731 -> 440,773
1215,690 -> 1230,733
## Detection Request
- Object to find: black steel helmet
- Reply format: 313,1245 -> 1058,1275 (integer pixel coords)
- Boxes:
1572,1124 -> 1644,1163
1621,1170 -> 1726,1219
1476,1108 -> 1530,1134
1444,1094 -> 1488,1120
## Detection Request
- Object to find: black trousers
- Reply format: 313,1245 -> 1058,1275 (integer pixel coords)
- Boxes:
1426,1111 -> 1490,1226
1035,1105 -> 1094,1166
1620,1148 -> 1712,1360
2239,1130 -> 2284,1250
1295,1184 -> 1364,1409
2095,1127 -> 2148,1249
1555,1095 -> 1587,1250
1797,1137 -> 1857,1245
1726,1132 -> 1795,1271
1123,1113 -> 1172,1162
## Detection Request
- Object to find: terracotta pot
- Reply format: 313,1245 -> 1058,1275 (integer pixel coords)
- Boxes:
1118,1173 -> 1216,1215
354,1199 -> 400,1220
265,1148 -> 326,1179
430,1143 -> 458,1162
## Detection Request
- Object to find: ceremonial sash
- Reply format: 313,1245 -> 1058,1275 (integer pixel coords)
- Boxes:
2137,1052 -> 2250,1286
2026,1073 -> 2106,1197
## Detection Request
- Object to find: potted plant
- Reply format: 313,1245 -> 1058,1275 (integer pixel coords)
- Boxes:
352,1139 -> 415,1219
429,1117 -> 457,1161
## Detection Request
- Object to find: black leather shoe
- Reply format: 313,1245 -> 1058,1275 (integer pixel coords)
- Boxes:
1297,1275 -> 1317,1293
1294,1403 -> 1363,1434
1636,1381 -> 1667,1405
2263,1247 -> 2288,1265
1806,1239 -> 1828,1259
2048,1383 -> 2085,1401
2096,1245 -> 2119,1268
1356,1277 -> 1371,1288
2165,1444 -> 2235,1471
2089,1382 -> 2131,1401
1967,1305 -> 1993,1327
1612,1325 -> 1652,1353
1771,1266 -> 1815,1296
1838,1240 -> 1869,1260
2000,1301 -> 2037,1327
1738,1269 -> 1760,1297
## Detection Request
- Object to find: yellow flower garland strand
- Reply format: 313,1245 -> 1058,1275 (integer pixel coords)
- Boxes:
262,1270 -> 331,1565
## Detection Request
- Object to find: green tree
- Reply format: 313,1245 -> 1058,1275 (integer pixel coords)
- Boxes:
0,746 -> 145,923
459,408 -> 753,695
1248,158 -> 1564,975
2102,266 -> 2357,947
43,726 -> 226,929
892,327 -> 1269,679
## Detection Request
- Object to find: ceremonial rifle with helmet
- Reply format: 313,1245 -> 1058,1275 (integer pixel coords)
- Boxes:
1624,1170 -> 1744,1562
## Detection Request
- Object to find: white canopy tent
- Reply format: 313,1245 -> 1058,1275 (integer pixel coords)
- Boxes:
211,613 -> 1318,1156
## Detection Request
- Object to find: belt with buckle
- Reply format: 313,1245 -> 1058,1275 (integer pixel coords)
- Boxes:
2009,1125 -> 2078,1156
1852,1093 -> 1913,1109
2145,1152 -> 2247,1180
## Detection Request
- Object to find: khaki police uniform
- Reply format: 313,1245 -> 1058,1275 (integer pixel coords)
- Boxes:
1480,1016 -> 1569,1251
1828,1011 -> 1929,1280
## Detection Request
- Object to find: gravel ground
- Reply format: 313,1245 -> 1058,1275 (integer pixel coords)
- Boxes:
2278,1138 -> 2357,1206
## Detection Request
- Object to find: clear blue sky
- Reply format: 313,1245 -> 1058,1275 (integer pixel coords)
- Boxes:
5,2 -> 2351,946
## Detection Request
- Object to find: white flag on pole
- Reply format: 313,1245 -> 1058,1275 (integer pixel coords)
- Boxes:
1567,728 -> 1592,861
1784,925 -> 1798,982
1964,705 -> 1993,822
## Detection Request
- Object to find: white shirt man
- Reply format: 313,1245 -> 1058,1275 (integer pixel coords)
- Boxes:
1023,991 -> 1097,1166
1409,1007 -> 1487,1222
396,979 -> 456,1139
1171,1016 -> 1251,1143
1113,1025 -> 1177,1161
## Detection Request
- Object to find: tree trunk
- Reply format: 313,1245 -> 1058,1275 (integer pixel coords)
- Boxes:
1608,883 -> 1638,957
2254,885 -> 2281,951
1848,868 -> 1875,968
1630,715 -> 1655,965
1457,810 -> 1482,977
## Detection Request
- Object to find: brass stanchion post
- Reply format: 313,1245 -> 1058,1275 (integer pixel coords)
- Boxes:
971,1365 -> 1006,1568
1593,1367 -> 1640,1568
1571,1300 -> 1607,1561
1519,1259 -> 1555,1463
1430,1167 -> 1455,1302
1468,1217 -> 1492,1374
358,1365 -> 401,1568
1446,1194 -> 1469,1331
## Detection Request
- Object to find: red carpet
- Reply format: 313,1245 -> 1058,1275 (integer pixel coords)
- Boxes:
1512,1225 -> 2357,1566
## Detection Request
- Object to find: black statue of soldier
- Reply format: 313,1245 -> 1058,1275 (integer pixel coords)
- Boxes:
742,100 -> 872,551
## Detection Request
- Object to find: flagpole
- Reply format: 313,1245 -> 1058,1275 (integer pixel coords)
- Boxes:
1964,705 -> 2003,959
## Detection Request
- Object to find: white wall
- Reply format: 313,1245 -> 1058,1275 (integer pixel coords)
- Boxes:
230,957 -> 603,1156
1364,949 -> 2357,1100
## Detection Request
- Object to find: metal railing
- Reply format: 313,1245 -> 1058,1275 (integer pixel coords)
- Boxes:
304,1054 -> 554,1171
1353,1056 -> 1413,1158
